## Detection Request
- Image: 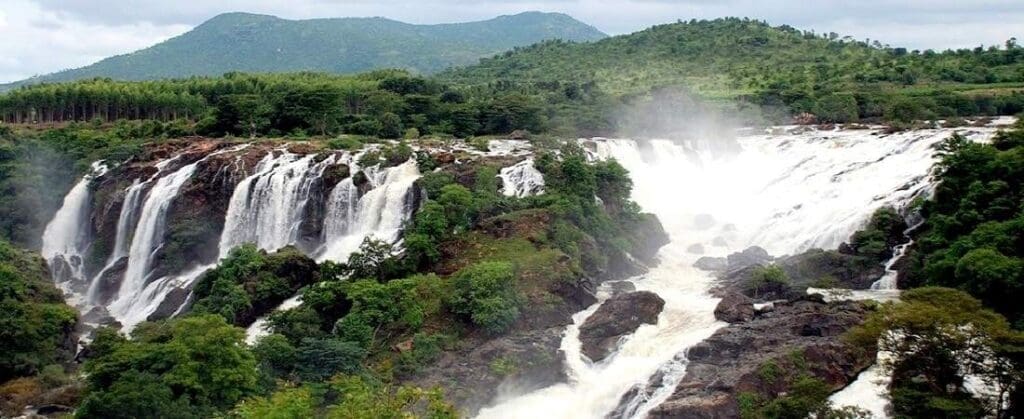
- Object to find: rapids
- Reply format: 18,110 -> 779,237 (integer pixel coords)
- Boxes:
476,122 -> 1008,418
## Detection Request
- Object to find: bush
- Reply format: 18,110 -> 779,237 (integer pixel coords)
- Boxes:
295,338 -> 365,381
448,261 -> 521,334
746,265 -> 790,298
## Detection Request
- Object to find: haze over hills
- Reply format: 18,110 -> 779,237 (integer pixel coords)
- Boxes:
1,11 -> 605,90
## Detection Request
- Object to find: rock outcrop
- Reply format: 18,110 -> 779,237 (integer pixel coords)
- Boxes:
640,298 -> 874,418
579,291 -> 665,362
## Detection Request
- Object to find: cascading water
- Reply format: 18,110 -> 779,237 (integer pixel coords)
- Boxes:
477,124 -> 1006,418
43,143 -> 425,334
318,159 -> 420,262
86,156 -> 181,303
219,151 -> 338,256
41,162 -> 108,304
498,158 -> 545,198
107,149 -> 240,328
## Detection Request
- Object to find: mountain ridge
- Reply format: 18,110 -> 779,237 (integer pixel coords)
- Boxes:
1,11 -> 606,90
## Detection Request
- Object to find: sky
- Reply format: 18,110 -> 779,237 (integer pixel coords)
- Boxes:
1,0 -> 1022,83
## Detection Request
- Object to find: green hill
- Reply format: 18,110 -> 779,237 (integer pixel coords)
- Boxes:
2,11 -> 605,88
442,17 -> 1024,121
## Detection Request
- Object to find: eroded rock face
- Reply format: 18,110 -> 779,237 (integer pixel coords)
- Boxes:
579,291 -> 665,362
642,298 -> 873,418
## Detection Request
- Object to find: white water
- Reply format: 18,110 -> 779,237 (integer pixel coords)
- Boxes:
107,150 -> 233,327
477,125 -> 1006,418
318,159 -> 420,262
41,162 -> 107,303
219,151 -> 338,256
498,158 -> 545,198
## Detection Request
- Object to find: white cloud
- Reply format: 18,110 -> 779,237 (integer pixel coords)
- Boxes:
1,0 -> 1021,83
0,0 -> 189,82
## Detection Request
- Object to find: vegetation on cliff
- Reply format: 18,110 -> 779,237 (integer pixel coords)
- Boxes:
0,240 -> 80,416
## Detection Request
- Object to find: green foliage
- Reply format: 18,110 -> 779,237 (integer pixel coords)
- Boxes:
847,206 -> 906,261
448,261 -> 521,334
232,385 -> 315,419
0,241 -> 76,382
444,18 -> 1024,125
334,274 -> 443,348
191,244 -> 318,326
324,375 -> 457,419
79,315 -> 259,418
294,338 -> 366,381
846,287 -> 1023,418
901,125 -> 1024,326
746,265 -> 790,298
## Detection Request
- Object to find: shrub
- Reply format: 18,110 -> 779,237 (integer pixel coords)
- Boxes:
295,338 -> 365,381
448,261 -> 521,334
747,265 -> 790,298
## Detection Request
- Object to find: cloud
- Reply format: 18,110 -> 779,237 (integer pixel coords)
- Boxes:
0,0 -> 189,82
2,0 -> 1021,82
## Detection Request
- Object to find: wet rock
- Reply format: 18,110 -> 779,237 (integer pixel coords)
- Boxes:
606,280 -> 637,296
90,256 -> 128,305
694,256 -> 728,272
578,291 -> 665,362
645,299 -> 873,418
686,243 -> 705,255
726,246 -> 773,270
81,306 -> 111,323
147,287 -> 192,322
713,292 -> 755,323
630,213 -> 671,263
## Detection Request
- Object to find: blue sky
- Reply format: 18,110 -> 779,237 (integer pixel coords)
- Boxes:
1,0 -> 1021,83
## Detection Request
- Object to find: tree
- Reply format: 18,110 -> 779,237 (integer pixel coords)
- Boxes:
378,112 -> 403,139
846,287 -> 1024,418
80,315 -> 259,416
448,261 -> 521,334
215,94 -> 271,138
815,93 -> 859,123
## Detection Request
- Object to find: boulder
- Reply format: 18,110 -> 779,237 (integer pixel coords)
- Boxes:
726,246 -> 773,270
578,291 -> 665,362
713,292 -> 754,323
694,256 -> 728,272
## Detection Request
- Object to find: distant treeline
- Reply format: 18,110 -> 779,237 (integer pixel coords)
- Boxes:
0,71 -> 606,138
4,18 -> 1024,136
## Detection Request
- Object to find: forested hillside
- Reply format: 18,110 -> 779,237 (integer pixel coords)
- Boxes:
444,18 -> 1024,123
1,11 -> 605,89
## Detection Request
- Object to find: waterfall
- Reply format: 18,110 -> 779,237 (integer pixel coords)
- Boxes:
477,126 -> 1005,419
219,151 -> 338,257
41,162 -> 108,302
106,158 -> 208,323
499,158 -> 545,198
318,159 -> 421,262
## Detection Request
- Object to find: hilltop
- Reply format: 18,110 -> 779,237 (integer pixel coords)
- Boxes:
1,11 -> 605,89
